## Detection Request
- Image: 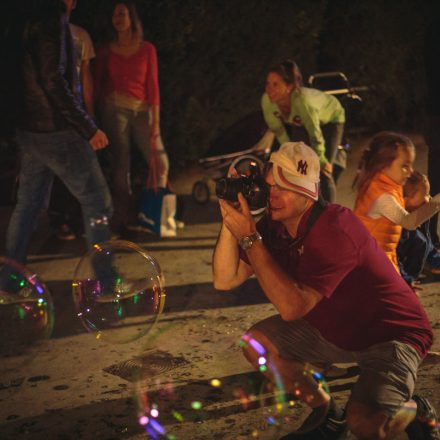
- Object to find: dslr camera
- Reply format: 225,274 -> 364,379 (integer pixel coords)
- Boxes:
215,161 -> 269,211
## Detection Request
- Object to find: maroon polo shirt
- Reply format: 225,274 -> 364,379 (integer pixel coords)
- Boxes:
242,203 -> 433,357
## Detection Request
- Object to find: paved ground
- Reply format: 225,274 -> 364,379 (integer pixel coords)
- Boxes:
0,133 -> 439,440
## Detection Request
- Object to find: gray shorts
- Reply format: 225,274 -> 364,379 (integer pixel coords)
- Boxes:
249,315 -> 422,417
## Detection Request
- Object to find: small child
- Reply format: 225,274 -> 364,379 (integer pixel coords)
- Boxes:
353,131 -> 440,271
397,172 -> 440,288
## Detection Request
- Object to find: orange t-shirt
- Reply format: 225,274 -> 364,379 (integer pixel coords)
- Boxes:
354,172 -> 404,271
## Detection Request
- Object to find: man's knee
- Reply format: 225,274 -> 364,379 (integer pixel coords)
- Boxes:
241,327 -> 279,366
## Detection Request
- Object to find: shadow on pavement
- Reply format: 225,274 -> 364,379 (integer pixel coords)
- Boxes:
48,278 -> 269,340
0,368 -> 356,440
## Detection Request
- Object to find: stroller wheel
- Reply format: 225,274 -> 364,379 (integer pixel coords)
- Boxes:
192,181 -> 210,204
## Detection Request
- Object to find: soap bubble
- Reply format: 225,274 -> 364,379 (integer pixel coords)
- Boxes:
0,257 -> 54,383
72,240 -> 165,344
134,328 -> 330,439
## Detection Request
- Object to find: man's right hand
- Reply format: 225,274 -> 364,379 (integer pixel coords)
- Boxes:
89,129 -> 109,150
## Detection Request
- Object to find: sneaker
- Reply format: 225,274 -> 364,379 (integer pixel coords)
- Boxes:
56,224 -> 75,241
406,395 -> 440,439
421,351 -> 440,368
280,399 -> 346,439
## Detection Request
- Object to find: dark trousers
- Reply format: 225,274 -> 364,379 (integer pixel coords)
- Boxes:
397,222 -> 434,285
424,116 -> 440,245
284,122 -> 345,203
320,122 -> 345,202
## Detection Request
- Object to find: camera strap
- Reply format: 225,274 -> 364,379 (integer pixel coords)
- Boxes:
286,197 -> 327,248
265,197 -> 327,252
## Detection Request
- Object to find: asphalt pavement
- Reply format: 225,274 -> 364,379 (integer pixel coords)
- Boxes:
0,133 -> 439,440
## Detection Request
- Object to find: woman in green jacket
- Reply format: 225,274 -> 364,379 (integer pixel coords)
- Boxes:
261,60 -> 345,202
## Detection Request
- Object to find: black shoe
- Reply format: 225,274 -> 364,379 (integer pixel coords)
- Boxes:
406,395 -> 440,440
280,399 -> 346,439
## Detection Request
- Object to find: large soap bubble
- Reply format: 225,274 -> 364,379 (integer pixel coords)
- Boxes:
134,329 -> 330,439
72,240 -> 165,344
0,257 -> 54,383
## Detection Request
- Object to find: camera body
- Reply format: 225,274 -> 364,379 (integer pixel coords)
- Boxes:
215,162 -> 268,211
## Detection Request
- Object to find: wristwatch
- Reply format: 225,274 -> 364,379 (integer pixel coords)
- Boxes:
238,231 -> 262,250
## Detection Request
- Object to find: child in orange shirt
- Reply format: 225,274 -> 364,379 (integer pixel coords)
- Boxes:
353,131 -> 440,271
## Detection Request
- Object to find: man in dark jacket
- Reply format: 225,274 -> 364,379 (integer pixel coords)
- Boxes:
5,0 -> 112,263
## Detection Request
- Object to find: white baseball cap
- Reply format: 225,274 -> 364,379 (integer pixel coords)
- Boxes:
269,142 -> 320,200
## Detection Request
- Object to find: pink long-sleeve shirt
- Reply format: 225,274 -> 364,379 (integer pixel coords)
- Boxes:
94,41 -> 160,106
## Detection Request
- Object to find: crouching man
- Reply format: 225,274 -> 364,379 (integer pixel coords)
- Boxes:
212,142 -> 439,440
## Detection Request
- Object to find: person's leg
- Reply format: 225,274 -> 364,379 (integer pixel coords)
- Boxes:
5,132 -> 54,264
323,123 -> 345,166
320,123 -> 344,201
244,316 -> 351,438
345,340 -> 433,440
398,229 -> 429,282
37,130 -> 112,248
319,172 -> 336,203
131,110 -> 169,188
48,176 -> 80,239
100,103 -> 132,232
244,317 -> 354,403
427,246 -> 440,274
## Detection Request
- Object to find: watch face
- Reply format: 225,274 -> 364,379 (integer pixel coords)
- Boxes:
239,232 -> 261,250
238,231 -> 262,250
240,236 -> 252,250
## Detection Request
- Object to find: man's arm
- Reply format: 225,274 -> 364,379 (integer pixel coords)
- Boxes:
245,237 -> 323,320
212,222 -> 254,290
219,194 -> 323,320
32,16 -> 97,141
149,104 -> 160,149
80,59 -> 94,117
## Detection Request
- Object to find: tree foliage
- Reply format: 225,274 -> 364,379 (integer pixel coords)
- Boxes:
9,0 -> 433,171
318,0 -> 427,131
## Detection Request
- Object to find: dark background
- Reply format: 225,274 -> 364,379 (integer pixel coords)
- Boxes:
1,0 -> 440,177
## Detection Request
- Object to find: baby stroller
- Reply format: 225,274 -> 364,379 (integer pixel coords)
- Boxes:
192,111 -> 275,204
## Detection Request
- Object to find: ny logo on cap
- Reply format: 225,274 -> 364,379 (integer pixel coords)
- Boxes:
297,160 -> 308,175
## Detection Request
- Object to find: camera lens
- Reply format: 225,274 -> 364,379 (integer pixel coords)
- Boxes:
215,178 -> 228,199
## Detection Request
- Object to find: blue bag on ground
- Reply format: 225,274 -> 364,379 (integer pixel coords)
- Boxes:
138,187 -> 177,237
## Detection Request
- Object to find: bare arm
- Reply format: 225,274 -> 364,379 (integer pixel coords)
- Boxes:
149,104 -> 160,148
245,238 -> 323,320
212,222 -> 254,290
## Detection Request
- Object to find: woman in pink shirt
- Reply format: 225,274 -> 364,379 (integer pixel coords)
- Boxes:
95,1 -> 169,235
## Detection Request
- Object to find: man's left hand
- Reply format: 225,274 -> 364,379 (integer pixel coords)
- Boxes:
219,193 -> 256,240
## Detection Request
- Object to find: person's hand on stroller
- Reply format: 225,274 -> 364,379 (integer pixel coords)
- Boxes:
321,161 -> 333,178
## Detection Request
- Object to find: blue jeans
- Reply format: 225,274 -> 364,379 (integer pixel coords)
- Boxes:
6,129 -> 113,263
397,225 -> 433,285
